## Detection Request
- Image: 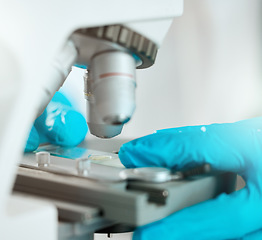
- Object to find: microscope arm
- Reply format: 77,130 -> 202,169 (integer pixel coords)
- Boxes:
0,1 -> 183,238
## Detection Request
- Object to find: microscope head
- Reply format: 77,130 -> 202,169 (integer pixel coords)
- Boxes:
72,25 -> 158,138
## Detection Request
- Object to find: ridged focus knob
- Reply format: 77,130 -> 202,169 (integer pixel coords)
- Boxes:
76,25 -> 158,69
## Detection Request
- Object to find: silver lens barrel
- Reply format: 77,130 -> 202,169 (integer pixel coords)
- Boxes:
85,51 -> 136,138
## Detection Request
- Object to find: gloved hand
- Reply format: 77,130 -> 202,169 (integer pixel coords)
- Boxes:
119,117 -> 262,240
25,92 -> 88,152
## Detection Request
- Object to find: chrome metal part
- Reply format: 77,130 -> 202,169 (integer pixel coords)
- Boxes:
74,25 -> 158,69
119,164 -> 212,183
73,25 -> 158,139
120,167 -> 172,183
76,158 -> 91,177
36,151 -> 50,167
85,51 -> 136,138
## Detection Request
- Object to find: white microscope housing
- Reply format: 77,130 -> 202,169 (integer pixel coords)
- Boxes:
0,1 -> 183,239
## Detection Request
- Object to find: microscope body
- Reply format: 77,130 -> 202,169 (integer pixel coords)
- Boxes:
0,1 -> 183,239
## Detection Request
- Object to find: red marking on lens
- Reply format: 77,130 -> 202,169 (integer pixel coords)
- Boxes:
99,72 -> 133,79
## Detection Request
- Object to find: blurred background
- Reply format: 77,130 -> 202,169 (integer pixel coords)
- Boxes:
62,0 -> 262,140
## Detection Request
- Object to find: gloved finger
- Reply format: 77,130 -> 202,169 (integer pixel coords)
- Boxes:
118,128 -> 239,171
44,108 -> 88,146
133,184 -> 262,240
119,120 -> 262,173
24,125 -> 39,152
35,92 -> 88,147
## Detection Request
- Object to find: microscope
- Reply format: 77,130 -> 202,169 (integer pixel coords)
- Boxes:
0,1 -> 235,239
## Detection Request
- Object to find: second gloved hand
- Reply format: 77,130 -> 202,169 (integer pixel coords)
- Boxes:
119,117 -> 262,240
25,92 -> 88,152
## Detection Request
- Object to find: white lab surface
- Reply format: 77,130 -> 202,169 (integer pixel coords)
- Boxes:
62,0 -> 262,141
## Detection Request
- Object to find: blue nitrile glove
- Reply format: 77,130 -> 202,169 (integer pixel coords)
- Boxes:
25,92 -> 88,152
119,117 -> 262,240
